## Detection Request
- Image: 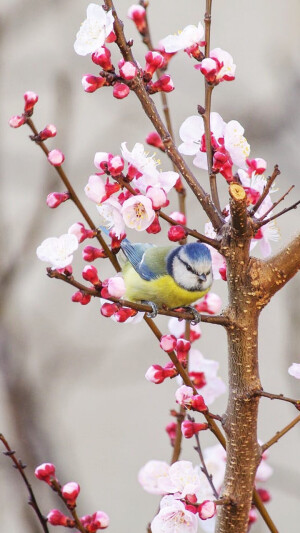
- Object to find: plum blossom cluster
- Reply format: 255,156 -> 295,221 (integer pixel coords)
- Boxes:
139,444 -> 272,532
35,463 -> 109,531
85,142 -> 179,237
75,4 -> 174,98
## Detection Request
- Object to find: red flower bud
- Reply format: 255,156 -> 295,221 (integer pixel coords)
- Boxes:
83,246 -> 107,262
82,265 -> 101,286
181,420 -> 208,438
92,47 -> 113,70
47,509 -> 75,527
35,463 -> 56,484
113,83 -> 130,99
46,192 -> 70,208
62,481 -> 80,507
168,225 -> 187,242
145,132 -> 165,151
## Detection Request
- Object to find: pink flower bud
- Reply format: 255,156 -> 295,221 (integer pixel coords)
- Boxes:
46,192 -> 70,208
181,420 -> 208,439
146,186 -> 168,210
119,60 -> 137,80
148,74 -> 174,93
39,124 -> 57,140
198,500 -> 216,520
106,276 -> 126,298
169,211 -> 187,225
219,265 -> 227,281
160,334 -> 177,352
82,75 -> 106,93
145,362 -> 177,384
82,265 -> 101,286
83,246 -> 107,262
107,155 -> 124,177
145,132 -> 165,151
35,463 -> 56,484
85,174 -> 107,203
176,338 -> 190,353
146,215 -> 161,234
9,114 -> 26,128
195,293 -> 222,315
91,511 -> 110,530
191,395 -> 207,412
47,149 -> 65,166
24,91 -> 38,112
168,225 -> 187,242
248,508 -> 258,524
72,291 -> 91,305
246,157 -> 267,175
68,222 -> 95,243
186,494 -> 198,504
113,83 -> 130,99
165,421 -> 177,445
113,307 -> 137,322
92,47 -> 113,70
144,51 -> 165,77
257,488 -> 271,503
198,57 -> 218,83
185,504 -> 198,514
100,302 -> 119,317
47,509 -> 75,527
175,385 -> 194,406
127,5 -> 146,33
175,177 -> 184,193
62,481 -> 80,507
94,152 -> 110,174
189,371 -> 206,389
57,265 -> 73,276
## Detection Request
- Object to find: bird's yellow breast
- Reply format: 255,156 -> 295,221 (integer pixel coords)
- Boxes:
123,263 -> 208,308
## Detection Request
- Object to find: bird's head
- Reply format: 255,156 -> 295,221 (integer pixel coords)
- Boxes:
167,242 -> 213,292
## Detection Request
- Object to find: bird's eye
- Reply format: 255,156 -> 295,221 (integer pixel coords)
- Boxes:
186,264 -> 193,273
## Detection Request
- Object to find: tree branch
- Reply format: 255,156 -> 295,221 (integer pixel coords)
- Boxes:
260,233 -> 300,297
262,414 -> 300,453
252,390 -> 300,408
104,0 -> 224,232
250,165 -> 280,216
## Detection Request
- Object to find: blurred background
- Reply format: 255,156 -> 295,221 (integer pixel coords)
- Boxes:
1,0 -> 300,531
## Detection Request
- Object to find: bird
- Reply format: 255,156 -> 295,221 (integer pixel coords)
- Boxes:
120,238 -> 213,320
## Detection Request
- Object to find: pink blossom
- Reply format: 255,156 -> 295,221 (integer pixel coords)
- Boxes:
288,363 -> 300,379
74,4 -> 114,56
39,124 -> 57,140
92,47 -> 113,70
163,461 -> 202,497
198,500 -> 216,520
160,335 -> 177,352
35,463 -> 56,484
113,83 -> 130,99
127,4 -> 146,33
36,234 -> 78,269
138,460 -> 170,495
145,363 -> 177,384
146,131 -> 165,151
151,497 -> 198,533
121,194 -> 155,231
197,48 -> 236,84
85,174 -> 107,203
94,152 -> 110,173
148,74 -> 174,93
195,293 -> 222,315
107,155 -> 124,176
146,186 -> 168,209
68,222 -> 94,243
47,149 -> 65,166
106,276 -> 126,298
46,192 -> 70,208
47,509 -> 74,527
62,482 -> 80,506
9,115 -> 26,128
82,265 -> 101,286
144,51 -> 165,77
119,60 -> 137,80
175,385 -> 194,405
181,420 -> 208,438
168,225 -> 187,242
186,349 -> 226,406
82,74 -> 106,93
80,511 -> 109,531
96,198 -> 125,238
161,22 -> 205,53
169,211 -> 187,225
24,90 -> 38,112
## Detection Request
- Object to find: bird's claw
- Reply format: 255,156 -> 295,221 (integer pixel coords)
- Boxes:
184,306 -> 202,325
143,301 -> 158,319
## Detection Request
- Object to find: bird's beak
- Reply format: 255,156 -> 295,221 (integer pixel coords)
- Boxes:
198,273 -> 207,282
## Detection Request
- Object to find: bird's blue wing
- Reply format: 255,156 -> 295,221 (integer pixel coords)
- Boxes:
121,239 -> 157,281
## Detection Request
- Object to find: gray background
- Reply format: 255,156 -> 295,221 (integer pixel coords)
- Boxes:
1,1 -> 300,532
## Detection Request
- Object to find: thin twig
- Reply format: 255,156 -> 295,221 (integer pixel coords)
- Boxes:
50,479 -> 86,533
250,165 -> 281,216
262,414 -> 300,452
0,434 -> 49,533
192,419 -> 219,499
255,199 -> 300,228
252,389 -> 300,408
257,185 -> 294,221
26,118 -> 121,272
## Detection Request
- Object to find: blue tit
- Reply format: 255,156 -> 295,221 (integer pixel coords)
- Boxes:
120,239 -> 213,310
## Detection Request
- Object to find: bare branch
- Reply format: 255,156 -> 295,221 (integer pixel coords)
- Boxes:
255,199 -> 300,228
256,185 -> 294,221
262,414 -> 300,453
252,389 -> 300,408
250,165 -> 281,216
260,233 -> 300,297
